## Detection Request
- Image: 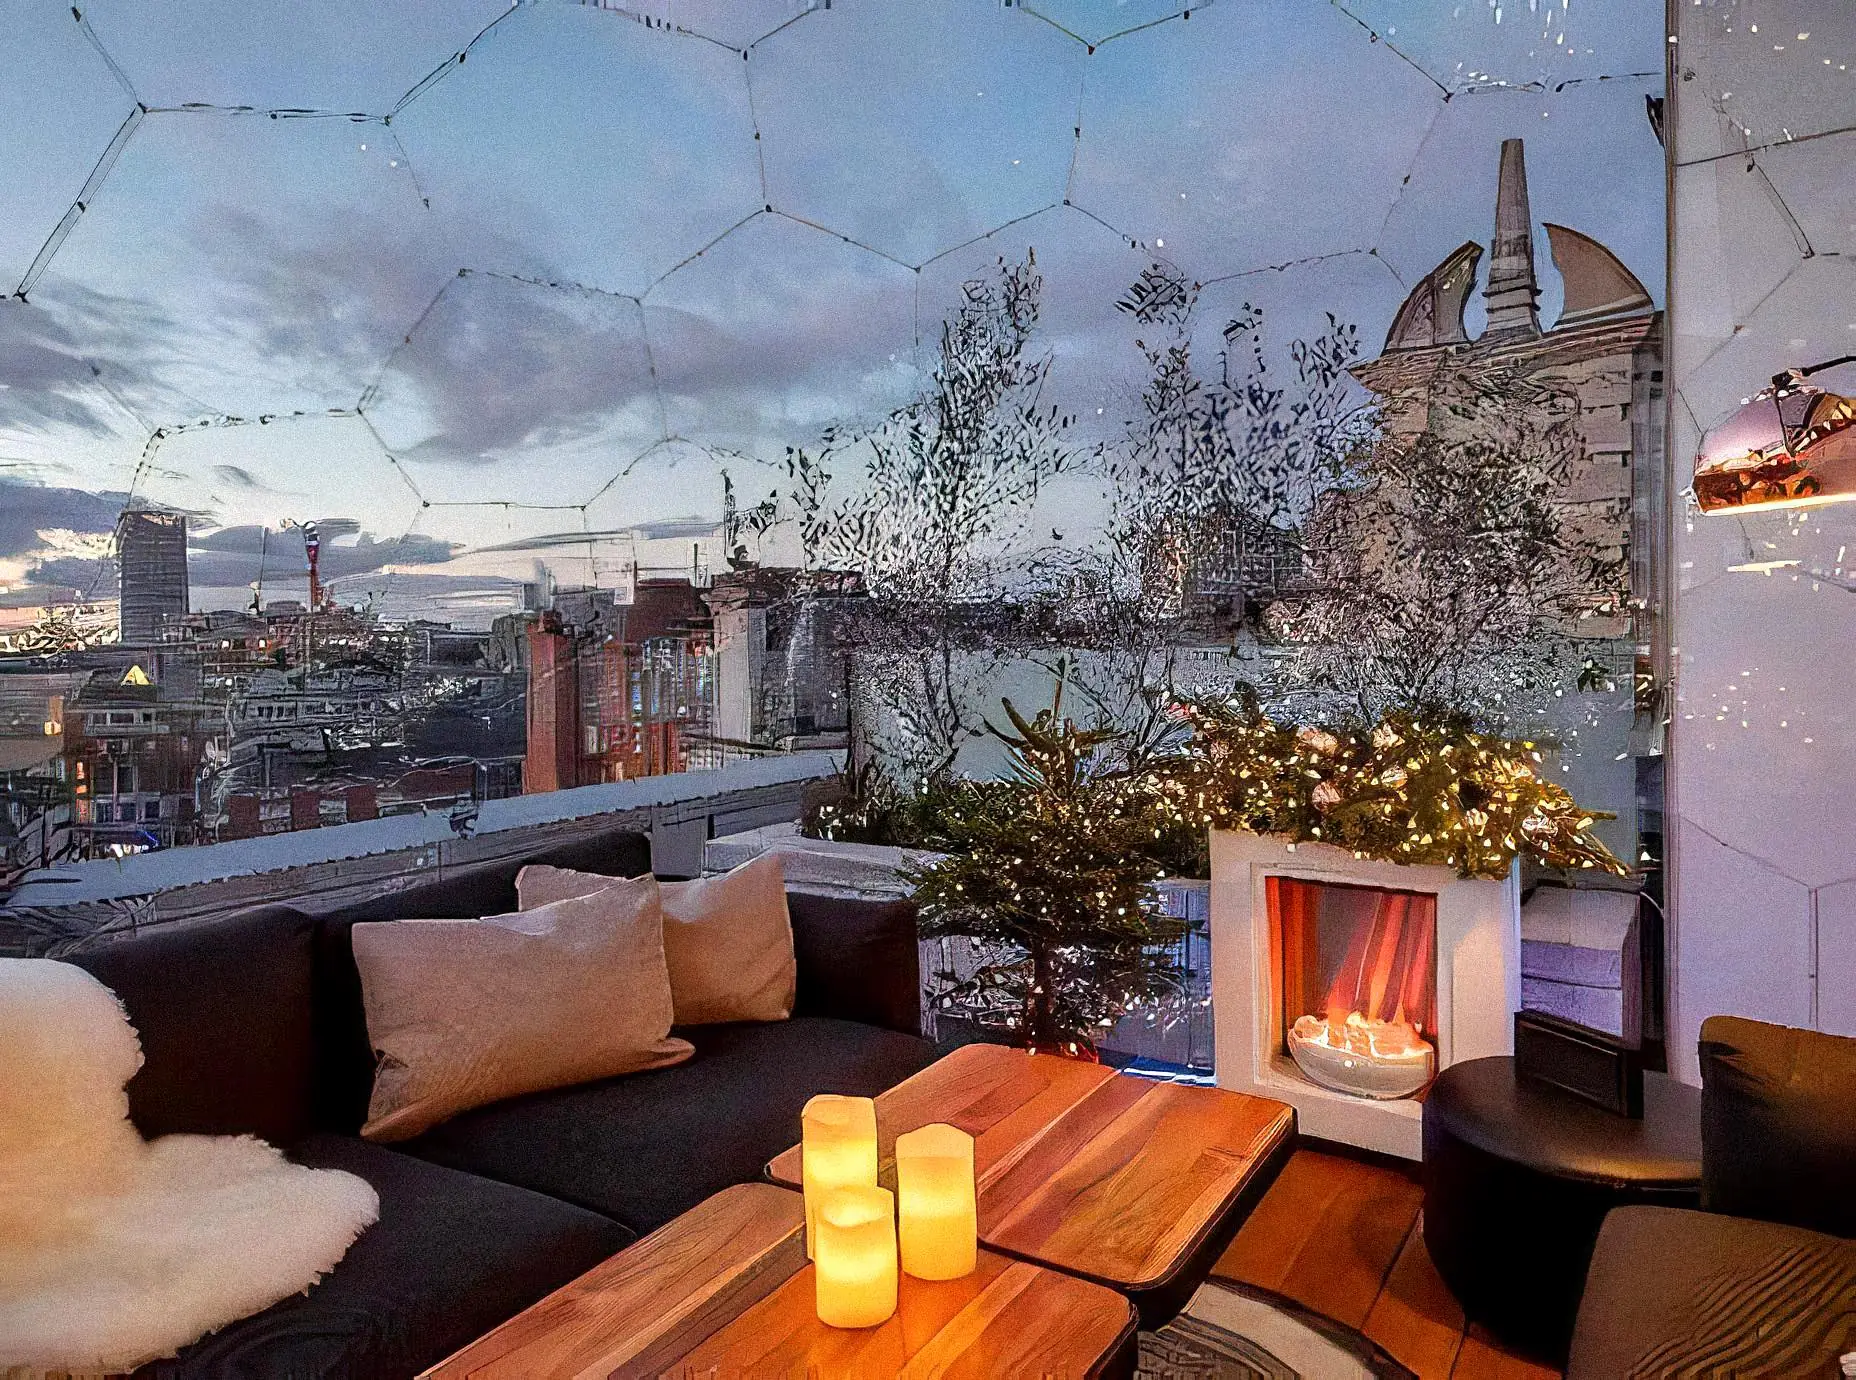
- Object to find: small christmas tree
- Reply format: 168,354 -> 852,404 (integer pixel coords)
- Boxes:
908,693 -> 1187,1055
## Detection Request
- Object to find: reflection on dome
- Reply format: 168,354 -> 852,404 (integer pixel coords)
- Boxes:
1694,369 -> 1856,515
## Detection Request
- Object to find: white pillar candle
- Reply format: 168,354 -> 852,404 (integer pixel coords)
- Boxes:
801,1093 -> 877,1259
813,1184 -> 898,1329
895,1122 -> 977,1281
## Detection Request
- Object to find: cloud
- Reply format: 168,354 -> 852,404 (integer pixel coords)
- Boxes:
11,513 -> 458,609
1,0 -> 1662,576
0,299 -> 155,438
14,555 -> 113,596
0,477 -> 124,559
183,523 -> 459,589
367,271 -> 663,466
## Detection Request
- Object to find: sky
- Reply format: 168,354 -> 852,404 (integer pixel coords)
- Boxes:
0,0 -> 1666,627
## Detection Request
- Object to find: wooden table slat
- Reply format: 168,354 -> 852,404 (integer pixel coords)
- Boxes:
424,1180 -> 1135,1380
420,1183 -> 805,1380
767,1044 -> 1295,1296
668,1249 -> 1135,1380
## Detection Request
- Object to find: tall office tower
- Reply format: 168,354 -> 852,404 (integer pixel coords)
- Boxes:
117,508 -> 190,646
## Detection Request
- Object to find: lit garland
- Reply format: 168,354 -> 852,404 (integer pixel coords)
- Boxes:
1161,688 -> 1629,880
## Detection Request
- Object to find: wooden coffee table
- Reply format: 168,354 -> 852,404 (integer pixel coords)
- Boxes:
767,1043 -> 1296,1322
419,1182 -> 1137,1378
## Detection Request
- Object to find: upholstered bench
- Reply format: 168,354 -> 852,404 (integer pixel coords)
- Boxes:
62,827 -> 938,1378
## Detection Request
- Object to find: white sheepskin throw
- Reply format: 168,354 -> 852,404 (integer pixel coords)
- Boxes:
0,958 -> 379,1374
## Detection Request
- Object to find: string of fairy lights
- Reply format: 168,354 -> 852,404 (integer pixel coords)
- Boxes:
1163,694 -> 1627,879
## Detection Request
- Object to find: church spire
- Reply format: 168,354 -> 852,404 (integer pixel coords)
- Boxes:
1483,138 -> 1541,339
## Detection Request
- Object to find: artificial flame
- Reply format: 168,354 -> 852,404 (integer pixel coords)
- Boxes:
1291,1009 -> 1433,1064
1272,876 -> 1440,1099
1318,887 -> 1435,1042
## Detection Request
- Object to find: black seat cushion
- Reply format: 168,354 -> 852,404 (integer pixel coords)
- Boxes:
402,1016 -> 937,1233
1700,1015 -> 1856,1238
135,1134 -> 632,1380
1568,1206 -> 1856,1379
787,890 -> 921,1036
65,906 -> 319,1146
309,828 -> 652,1132
1421,1056 -> 1702,1363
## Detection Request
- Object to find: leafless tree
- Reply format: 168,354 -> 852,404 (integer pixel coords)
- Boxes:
756,254 -> 1083,779
1062,263 -> 1369,725
1273,361 -> 1628,723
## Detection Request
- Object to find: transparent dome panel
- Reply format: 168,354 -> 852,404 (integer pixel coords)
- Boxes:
0,1 -> 138,293
107,413 -> 422,612
1758,134 -> 1856,261
1682,0 -> 1856,154
644,212 -> 919,457
77,0 -> 510,113
1335,0 -> 1663,94
615,0 -> 819,50
915,204 -> 1150,447
396,4 -> 761,299
751,0 -> 1084,267
1069,0 -> 1439,279
1020,0 -> 1199,48
365,269 -> 662,504
32,113 -> 442,420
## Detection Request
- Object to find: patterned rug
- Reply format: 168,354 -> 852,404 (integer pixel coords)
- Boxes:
1138,1282 -> 1414,1380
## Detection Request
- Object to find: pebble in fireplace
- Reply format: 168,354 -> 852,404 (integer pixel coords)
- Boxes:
1271,878 -> 1439,1100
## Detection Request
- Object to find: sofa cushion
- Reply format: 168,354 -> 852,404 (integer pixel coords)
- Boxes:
518,855 -> 799,1026
310,828 -> 652,1133
788,890 -> 921,1036
1568,1205 -> 1856,1380
402,1016 -> 937,1233
1699,1014 -> 1856,1238
135,1134 -> 632,1380
354,879 -> 691,1142
65,906 -> 318,1147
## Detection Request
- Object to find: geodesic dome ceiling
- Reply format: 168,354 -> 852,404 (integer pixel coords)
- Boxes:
0,0 -> 1664,622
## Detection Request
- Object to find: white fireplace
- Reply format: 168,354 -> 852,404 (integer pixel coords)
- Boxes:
1209,829 -> 1521,1160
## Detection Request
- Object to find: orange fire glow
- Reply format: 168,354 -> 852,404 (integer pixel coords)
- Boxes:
1291,1009 -> 1432,1063
1289,882 -> 1437,1070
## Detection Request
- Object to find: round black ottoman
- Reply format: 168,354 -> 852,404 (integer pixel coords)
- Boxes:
1421,1056 -> 1701,1365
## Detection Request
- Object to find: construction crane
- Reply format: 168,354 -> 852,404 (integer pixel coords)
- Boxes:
282,519 -> 327,613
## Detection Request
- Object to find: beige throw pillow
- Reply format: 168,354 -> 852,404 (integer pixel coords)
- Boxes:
352,875 -> 691,1142
518,853 -> 795,1025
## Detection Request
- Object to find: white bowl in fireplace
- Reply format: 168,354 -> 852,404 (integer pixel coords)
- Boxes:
1287,1013 -> 1436,1100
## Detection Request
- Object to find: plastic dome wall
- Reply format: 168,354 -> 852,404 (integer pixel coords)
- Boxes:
1,1 -> 1664,611
1667,0 -> 1856,1077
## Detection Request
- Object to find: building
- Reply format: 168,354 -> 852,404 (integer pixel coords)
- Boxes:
62,661 -> 213,854
704,568 -> 865,752
524,578 -> 719,792
1344,135 -> 1666,861
117,508 -> 190,646
1350,138 -> 1665,659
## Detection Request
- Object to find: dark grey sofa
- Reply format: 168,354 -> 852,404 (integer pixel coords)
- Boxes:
1567,1016 -> 1856,1377
61,827 -> 938,1379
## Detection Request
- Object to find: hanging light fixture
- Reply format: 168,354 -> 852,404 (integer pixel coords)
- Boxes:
1694,357 -> 1856,514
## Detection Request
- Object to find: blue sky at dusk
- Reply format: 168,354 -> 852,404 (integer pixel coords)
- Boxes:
0,0 -> 1664,622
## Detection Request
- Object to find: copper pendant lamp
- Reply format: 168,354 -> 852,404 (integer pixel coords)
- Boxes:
1694,357 -> 1856,515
